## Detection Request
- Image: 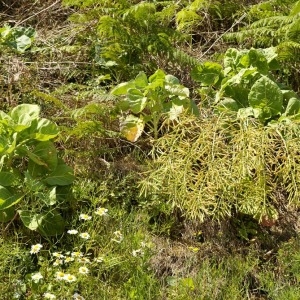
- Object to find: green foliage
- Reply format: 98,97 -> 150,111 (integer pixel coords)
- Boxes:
192,47 -> 300,123
0,104 -> 74,236
0,25 -> 36,53
111,69 -> 199,140
225,0 -> 300,61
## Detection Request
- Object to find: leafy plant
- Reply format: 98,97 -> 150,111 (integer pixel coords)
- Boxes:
224,0 -> 300,61
0,104 -> 75,236
111,69 -> 199,141
0,25 -> 36,53
192,47 -> 300,124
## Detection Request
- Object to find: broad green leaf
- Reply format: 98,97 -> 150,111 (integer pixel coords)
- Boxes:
18,210 -> 39,230
168,103 -> 184,121
48,187 -> 57,205
0,186 -> 22,210
165,85 -> 189,98
10,104 -> 40,126
262,47 -> 280,70
24,171 -> 46,191
281,90 -> 299,103
247,49 -> 269,74
0,206 -> 15,222
126,88 -> 148,114
44,163 -> 75,186
111,81 -> 135,95
284,97 -> 300,116
120,115 -> 145,142
0,172 -> 18,186
18,210 -> 65,236
165,75 -> 180,85
134,72 -> 148,89
248,76 -> 283,120
217,98 -> 239,112
4,26 -> 36,53
36,210 -> 65,236
29,141 -> 58,171
191,62 -> 223,85
32,118 -> 59,141
223,48 -> 242,73
237,107 -> 254,119
149,69 -> 165,83
37,187 -> 57,206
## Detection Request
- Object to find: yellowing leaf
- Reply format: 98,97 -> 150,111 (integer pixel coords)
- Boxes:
120,115 -> 144,142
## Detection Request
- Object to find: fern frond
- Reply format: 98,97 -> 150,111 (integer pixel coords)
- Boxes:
249,15 -> 295,29
172,48 -> 202,67
277,40 -> 300,60
285,18 -> 300,42
224,28 -> 277,44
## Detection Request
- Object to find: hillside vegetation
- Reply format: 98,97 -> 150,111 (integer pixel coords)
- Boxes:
1,0 -> 300,299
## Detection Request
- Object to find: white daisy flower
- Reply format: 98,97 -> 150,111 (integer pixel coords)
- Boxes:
44,292 -> 56,299
31,272 -> 43,283
53,259 -> 64,267
67,229 -> 79,235
63,273 -> 77,283
55,271 -> 65,281
111,231 -> 123,243
94,207 -> 108,216
79,214 -> 92,221
64,256 -> 74,263
79,232 -> 90,240
30,244 -> 43,254
78,266 -> 89,275
71,251 -> 83,258
77,257 -> 91,264
73,293 -> 85,300
94,256 -> 104,263
132,249 -> 144,257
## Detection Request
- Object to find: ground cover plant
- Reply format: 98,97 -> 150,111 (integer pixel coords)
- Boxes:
0,0 -> 300,299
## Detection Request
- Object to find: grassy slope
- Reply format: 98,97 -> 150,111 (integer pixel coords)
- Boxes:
0,1 -> 300,299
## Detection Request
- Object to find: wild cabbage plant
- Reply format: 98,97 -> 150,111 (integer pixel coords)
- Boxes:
192,47 -> 300,124
0,104 -> 75,236
111,69 -> 199,141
